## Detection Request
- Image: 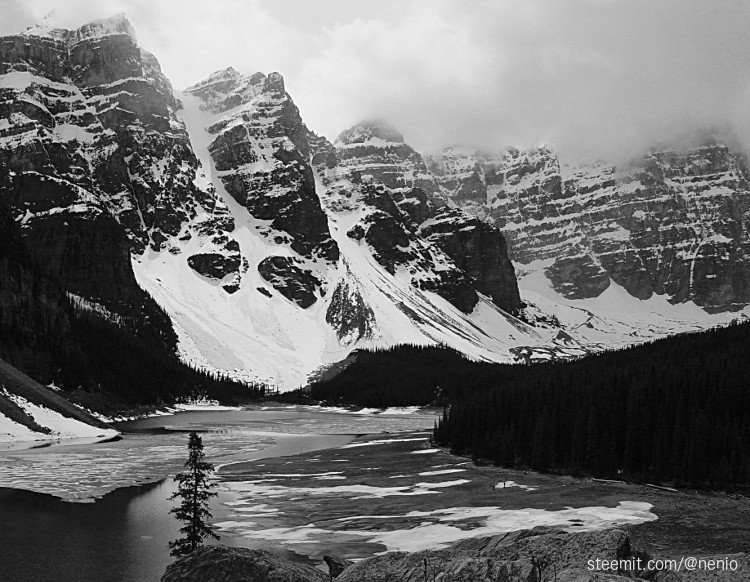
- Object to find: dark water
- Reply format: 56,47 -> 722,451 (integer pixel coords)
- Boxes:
0,407 -> 436,582
0,481 -> 178,582
0,478 -> 320,582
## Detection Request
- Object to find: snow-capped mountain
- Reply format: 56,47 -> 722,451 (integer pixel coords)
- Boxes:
428,143 -> 750,311
135,70 -> 556,388
0,13 -> 235,342
427,143 -> 750,345
2,15 -> 748,390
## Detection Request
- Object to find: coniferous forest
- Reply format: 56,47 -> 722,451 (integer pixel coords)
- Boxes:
0,197 -> 263,406
287,345 -> 478,407
297,323 -> 750,490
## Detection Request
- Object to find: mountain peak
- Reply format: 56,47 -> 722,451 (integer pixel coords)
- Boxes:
335,118 -> 404,146
263,71 -> 285,93
184,68 -> 275,114
207,66 -> 241,81
186,68 -> 286,96
19,13 -> 137,45
74,13 -> 136,43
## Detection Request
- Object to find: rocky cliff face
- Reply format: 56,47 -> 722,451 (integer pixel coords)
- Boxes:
0,14 -> 241,318
334,118 -> 440,196
420,208 -> 522,313
182,67 -> 338,307
425,145 -> 494,205
429,142 -> 750,314
184,68 -> 338,262
314,118 -> 522,314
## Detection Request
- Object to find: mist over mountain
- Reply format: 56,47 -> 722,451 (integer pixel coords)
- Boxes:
3,0 -> 750,164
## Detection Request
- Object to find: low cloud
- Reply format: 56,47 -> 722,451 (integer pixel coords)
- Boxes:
5,0 -> 750,162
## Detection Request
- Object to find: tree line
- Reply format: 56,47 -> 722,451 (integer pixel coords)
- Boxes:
0,195 -> 263,405
282,344 -> 487,407
291,324 -> 750,490
433,322 -> 750,490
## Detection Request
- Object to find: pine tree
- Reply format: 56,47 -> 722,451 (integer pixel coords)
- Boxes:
168,431 -> 220,557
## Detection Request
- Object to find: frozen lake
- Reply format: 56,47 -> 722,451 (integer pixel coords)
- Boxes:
0,405 -> 658,582
0,406 -> 438,582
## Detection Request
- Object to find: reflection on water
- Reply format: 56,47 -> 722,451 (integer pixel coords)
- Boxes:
0,406 -> 437,582
0,481 -> 178,582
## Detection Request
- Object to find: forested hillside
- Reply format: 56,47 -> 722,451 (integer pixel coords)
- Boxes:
297,322 -> 750,489
0,195 -> 263,406
434,322 -> 750,489
284,345 -> 483,407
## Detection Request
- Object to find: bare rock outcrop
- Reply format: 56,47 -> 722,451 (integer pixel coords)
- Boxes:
161,546 -> 328,582
161,529 -> 748,582
336,527 -> 747,582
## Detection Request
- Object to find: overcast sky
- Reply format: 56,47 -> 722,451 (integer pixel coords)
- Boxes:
3,0 -> 750,162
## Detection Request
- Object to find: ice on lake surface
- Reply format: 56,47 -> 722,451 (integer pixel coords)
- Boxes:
0,405 -> 660,578
0,405 -> 438,501
214,500 -> 657,554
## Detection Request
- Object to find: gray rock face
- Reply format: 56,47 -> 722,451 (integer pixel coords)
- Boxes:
430,141 -> 750,313
334,119 -> 440,196
313,121 -> 527,315
161,545 -> 328,582
313,121 -> 525,314
336,528 -> 672,582
184,68 -> 339,263
353,180 -> 479,313
325,272 -> 376,345
420,208 -> 523,313
0,15 -> 242,322
258,255 -> 321,308
425,146 -> 492,204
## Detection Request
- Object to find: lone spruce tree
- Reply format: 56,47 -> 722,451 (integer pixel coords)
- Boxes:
168,431 -> 220,557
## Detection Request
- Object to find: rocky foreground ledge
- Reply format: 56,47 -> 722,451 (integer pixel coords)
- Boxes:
161,527 -> 749,581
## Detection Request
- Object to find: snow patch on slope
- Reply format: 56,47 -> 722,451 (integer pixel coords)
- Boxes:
517,260 -> 750,347
132,93 -> 348,389
0,392 -> 118,443
129,93 -> 564,389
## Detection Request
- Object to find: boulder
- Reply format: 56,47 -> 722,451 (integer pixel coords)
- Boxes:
161,545 -> 328,582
